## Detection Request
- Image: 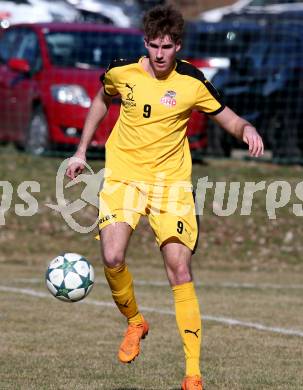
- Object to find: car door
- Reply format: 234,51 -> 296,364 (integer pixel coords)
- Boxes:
0,27 -> 21,140
0,27 -> 41,143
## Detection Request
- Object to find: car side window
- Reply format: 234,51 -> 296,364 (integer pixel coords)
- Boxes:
0,29 -> 21,63
0,28 -> 41,72
15,30 -> 41,72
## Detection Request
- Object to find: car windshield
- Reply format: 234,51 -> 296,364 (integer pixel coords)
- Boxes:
182,28 -> 260,59
44,30 -> 145,68
244,35 -> 302,68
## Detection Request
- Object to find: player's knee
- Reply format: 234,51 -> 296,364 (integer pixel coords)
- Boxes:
102,248 -> 125,268
168,262 -> 192,285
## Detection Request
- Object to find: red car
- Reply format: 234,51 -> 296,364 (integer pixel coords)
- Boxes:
0,23 -> 207,155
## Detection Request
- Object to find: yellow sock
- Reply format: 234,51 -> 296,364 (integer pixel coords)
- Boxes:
104,263 -> 143,325
172,282 -> 202,377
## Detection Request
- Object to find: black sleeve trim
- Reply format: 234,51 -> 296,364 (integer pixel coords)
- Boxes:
203,79 -> 224,105
176,59 -> 225,105
99,57 -> 140,96
176,59 -> 206,82
207,104 -> 226,116
104,88 -> 118,97
107,57 -> 140,71
99,72 -> 119,97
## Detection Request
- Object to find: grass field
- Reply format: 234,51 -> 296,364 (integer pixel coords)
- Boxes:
0,145 -> 303,389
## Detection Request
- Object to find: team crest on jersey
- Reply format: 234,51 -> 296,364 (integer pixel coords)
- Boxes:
160,90 -> 177,108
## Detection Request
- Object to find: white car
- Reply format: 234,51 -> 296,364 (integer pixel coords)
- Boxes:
0,0 -> 80,28
0,0 -> 52,26
30,0 -> 81,22
200,0 -> 251,22
200,0 -> 303,22
65,0 -> 140,27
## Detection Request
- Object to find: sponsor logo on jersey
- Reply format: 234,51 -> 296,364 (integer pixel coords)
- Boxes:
160,90 -> 177,107
99,214 -> 117,224
122,82 -> 136,108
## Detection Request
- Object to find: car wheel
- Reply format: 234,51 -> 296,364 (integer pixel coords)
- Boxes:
25,107 -> 50,155
207,121 -> 232,157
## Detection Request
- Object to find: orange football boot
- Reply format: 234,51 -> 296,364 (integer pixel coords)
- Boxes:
118,317 -> 149,363
181,375 -> 203,390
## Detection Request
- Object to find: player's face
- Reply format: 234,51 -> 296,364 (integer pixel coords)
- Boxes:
144,35 -> 181,78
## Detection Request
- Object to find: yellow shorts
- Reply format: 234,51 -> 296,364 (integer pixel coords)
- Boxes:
98,179 -> 198,251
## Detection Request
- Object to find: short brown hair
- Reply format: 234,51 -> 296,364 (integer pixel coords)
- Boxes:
143,5 -> 184,44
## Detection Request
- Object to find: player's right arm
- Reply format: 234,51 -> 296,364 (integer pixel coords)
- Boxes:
66,87 -> 112,180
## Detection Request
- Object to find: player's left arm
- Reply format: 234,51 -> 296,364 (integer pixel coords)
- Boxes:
210,106 -> 264,157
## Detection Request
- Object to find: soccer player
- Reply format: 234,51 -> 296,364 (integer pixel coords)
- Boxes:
66,5 -> 264,390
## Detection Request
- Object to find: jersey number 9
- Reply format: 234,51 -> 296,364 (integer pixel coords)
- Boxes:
143,104 -> 151,118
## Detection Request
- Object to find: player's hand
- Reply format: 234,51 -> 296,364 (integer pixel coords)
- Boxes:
66,151 -> 87,180
243,126 -> 264,157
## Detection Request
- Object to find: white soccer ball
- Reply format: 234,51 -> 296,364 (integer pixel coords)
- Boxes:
45,253 -> 95,302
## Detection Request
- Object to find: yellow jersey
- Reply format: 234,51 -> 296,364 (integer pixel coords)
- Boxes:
101,57 -> 225,185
